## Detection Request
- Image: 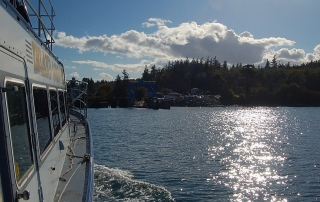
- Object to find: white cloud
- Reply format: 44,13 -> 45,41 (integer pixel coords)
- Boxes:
306,53 -> 317,61
142,22 -> 155,28
55,20 -> 317,68
142,18 -> 172,27
269,44 -> 320,64
99,72 -> 114,81
56,32 -> 86,53
70,72 -> 79,79
65,65 -> 77,69
72,60 -> 151,73
315,44 -> 320,54
305,44 -> 320,62
240,31 -> 254,38
277,48 -> 305,61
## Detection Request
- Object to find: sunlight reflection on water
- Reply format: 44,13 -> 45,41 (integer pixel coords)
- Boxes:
90,107 -> 320,201
208,108 -> 288,201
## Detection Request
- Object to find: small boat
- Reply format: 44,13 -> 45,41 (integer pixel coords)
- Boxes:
0,0 -> 94,201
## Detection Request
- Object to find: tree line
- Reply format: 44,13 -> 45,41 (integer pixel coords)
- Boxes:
81,56 -> 320,107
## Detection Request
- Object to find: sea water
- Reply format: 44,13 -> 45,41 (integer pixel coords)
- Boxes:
88,107 -> 320,201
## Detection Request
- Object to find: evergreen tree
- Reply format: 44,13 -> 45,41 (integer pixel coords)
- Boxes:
142,65 -> 151,81
213,56 -> 221,69
271,55 -> 278,68
122,69 -> 129,97
89,55 -> 320,107
265,59 -> 270,68
122,69 -> 129,80
113,74 -> 122,98
151,65 -> 157,80
222,60 -> 228,70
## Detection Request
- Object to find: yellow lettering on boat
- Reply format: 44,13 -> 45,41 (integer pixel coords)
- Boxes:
32,41 -> 64,83
52,61 -> 64,82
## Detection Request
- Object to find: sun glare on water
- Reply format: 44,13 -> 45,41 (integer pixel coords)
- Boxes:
208,108 -> 288,201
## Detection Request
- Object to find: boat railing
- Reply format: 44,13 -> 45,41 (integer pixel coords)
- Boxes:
67,79 -> 88,123
5,0 -> 56,52
3,0 -> 63,70
67,79 -> 94,202
84,121 -> 94,202
24,0 -> 56,51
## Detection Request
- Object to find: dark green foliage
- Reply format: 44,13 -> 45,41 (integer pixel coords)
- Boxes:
82,70 -> 131,107
98,84 -> 113,100
85,58 -> 320,107
220,88 -> 235,105
113,71 -> 129,99
161,88 -> 172,95
140,58 -> 320,106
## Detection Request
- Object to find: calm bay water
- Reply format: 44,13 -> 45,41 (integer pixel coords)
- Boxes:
88,107 -> 320,201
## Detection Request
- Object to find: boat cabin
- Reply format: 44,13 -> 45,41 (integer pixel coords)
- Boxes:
0,0 -> 93,201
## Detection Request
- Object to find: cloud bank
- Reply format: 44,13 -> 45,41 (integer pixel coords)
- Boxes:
69,72 -> 79,79
99,72 -> 114,81
55,18 -> 320,74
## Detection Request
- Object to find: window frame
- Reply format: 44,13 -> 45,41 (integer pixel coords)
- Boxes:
32,84 -> 53,160
49,88 -> 61,139
4,78 -> 34,187
58,89 -> 67,129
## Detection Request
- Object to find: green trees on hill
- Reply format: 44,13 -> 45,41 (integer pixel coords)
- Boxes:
82,70 -> 130,107
82,57 -> 320,107
140,57 -> 320,106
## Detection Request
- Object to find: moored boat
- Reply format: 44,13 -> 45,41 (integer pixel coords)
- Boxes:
0,0 -> 93,201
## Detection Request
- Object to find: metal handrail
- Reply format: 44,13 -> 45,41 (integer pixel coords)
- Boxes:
85,121 -> 94,202
66,80 -> 93,202
24,0 -> 56,50
67,80 -> 88,119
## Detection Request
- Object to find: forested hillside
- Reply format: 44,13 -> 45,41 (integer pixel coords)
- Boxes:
81,57 -> 320,107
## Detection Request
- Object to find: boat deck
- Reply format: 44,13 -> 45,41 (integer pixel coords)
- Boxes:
54,115 -> 91,202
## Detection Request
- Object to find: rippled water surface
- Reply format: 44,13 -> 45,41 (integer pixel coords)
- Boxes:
88,107 -> 320,201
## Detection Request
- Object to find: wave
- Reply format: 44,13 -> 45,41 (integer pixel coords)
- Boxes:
94,164 -> 175,202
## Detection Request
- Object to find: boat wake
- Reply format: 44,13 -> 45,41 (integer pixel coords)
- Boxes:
94,164 -> 175,202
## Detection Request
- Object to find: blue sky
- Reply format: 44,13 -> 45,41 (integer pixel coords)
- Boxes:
49,0 -> 320,81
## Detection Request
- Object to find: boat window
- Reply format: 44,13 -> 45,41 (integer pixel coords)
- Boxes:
59,91 -> 67,127
50,90 -> 60,137
33,87 -> 52,156
5,82 -> 33,184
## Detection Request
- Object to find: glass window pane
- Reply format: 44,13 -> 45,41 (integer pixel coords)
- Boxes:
59,91 -> 67,127
50,90 -> 60,137
6,82 -> 33,183
33,88 -> 52,155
